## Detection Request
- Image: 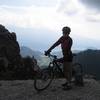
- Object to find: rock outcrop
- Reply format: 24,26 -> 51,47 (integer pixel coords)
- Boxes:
0,24 -> 22,70
0,24 -> 36,80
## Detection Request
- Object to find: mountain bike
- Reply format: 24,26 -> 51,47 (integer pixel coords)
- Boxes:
34,53 -> 84,91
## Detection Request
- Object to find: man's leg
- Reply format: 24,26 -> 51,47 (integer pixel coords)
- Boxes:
63,62 -> 72,89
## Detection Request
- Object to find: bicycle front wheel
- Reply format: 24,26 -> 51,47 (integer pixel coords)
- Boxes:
34,67 -> 54,91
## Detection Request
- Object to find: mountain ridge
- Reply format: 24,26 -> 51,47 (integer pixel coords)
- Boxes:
20,46 -> 43,60
20,46 -> 100,79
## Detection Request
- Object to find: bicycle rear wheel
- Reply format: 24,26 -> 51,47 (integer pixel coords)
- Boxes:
34,67 -> 54,91
72,63 -> 84,86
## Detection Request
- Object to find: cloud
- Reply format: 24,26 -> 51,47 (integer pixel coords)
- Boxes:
0,0 -> 58,7
79,0 -> 100,11
79,0 -> 100,23
0,0 -> 100,51
85,14 -> 100,22
0,6 -> 55,29
0,3 -> 100,40
57,0 -> 100,23
57,0 -> 80,16
0,4 -> 74,32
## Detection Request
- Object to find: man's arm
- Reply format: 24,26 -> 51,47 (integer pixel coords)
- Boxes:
45,37 -> 62,55
48,39 -> 61,51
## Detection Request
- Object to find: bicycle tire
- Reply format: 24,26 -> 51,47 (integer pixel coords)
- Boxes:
72,63 -> 83,74
34,66 -> 54,91
72,63 -> 84,86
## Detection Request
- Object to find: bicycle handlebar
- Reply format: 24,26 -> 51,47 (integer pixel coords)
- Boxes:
47,54 -> 57,59
45,51 -> 77,59
44,51 -> 57,59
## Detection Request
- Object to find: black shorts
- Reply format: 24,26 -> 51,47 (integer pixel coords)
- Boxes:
56,56 -> 73,63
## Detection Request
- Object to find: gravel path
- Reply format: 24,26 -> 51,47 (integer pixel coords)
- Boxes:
0,79 -> 100,100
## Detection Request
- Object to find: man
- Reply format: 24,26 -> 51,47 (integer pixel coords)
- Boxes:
45,26 -> 73,90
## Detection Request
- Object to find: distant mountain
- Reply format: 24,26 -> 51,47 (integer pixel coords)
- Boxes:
42,49 -> 100,80
52,50 -> 81,58
20,47 -> 100,80
20,46 -> 43,60
72,50 -> 82,54
75,49 -> 100,80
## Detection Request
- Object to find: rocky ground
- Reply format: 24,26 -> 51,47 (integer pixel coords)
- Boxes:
98,80 -> 100,83
0,79 -> 100,100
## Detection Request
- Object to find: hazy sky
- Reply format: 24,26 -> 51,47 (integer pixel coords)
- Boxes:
0,0 -> 100,51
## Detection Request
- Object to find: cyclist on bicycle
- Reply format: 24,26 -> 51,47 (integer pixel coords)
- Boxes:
45,26 -> 73,90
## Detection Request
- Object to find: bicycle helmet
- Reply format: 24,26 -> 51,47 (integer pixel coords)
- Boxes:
62,26 -> 71,34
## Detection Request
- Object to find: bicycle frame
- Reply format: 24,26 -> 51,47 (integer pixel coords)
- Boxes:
48,54 -> 64,77
48,54 -> 83,78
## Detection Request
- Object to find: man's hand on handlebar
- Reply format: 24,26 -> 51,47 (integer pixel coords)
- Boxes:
44,50 -> 51,56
